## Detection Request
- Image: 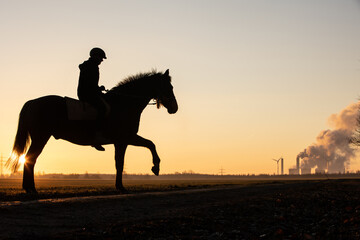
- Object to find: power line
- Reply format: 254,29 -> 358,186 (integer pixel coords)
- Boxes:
219,167 -> 225,176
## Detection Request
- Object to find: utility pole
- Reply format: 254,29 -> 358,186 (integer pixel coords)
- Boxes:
219,167 -> 225,176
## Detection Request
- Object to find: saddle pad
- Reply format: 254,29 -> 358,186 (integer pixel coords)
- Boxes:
65,97 -> 98,120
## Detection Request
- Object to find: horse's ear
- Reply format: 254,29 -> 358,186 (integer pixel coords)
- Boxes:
164,69 -> 169,76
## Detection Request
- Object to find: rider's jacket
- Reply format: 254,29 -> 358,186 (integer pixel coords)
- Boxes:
77,58 -> 102,101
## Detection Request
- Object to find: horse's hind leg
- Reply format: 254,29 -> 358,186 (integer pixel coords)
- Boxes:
114,143 -> 129,193
23,135 -> 50,194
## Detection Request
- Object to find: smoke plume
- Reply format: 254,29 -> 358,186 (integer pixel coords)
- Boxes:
298,102 -> 359,173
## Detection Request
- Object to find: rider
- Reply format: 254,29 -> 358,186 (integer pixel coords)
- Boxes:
77,47 -> 108,151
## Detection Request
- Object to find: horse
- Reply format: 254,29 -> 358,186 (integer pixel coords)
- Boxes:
6,69 -> 178,194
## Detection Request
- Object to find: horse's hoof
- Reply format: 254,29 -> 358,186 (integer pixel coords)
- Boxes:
24,188 -> 38,196
116,187 -> 129,194
151,166 -> 159,176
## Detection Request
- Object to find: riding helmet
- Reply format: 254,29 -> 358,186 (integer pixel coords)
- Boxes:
90,47 -> 107,59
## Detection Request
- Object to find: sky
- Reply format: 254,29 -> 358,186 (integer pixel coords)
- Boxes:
0,0 -> 360,175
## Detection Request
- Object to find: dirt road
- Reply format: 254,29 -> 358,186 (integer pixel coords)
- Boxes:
1,180 -> 360,239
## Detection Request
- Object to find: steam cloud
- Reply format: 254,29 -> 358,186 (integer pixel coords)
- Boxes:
298,102 -> 359,173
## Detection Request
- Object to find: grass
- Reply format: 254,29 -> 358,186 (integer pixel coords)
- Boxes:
0,178 -> 263,202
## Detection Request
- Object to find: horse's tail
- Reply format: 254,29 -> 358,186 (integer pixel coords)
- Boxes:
6,101 -> 31,173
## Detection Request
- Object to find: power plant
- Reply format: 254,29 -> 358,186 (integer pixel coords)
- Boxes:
295,103 -> 358,175
288,156 -> 299,175
288,155 -> 324,175
276,155 -> 344,175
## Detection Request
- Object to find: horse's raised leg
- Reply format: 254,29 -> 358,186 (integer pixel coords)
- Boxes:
23,136 -> 49,194
129,135 -> 160,176
114,143 -> 128,193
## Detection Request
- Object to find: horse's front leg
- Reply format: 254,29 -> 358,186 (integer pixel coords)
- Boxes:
128,134 -> 160,176
114,143 -> 128,193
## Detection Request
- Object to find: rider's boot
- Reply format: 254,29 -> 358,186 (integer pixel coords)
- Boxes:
92,144 -> 105,151
92,132 -> 105,151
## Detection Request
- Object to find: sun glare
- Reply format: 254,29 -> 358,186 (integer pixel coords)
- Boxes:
19,155 -> 26,165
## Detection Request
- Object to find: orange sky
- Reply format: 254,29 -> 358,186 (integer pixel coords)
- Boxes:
1,1 -> 360,175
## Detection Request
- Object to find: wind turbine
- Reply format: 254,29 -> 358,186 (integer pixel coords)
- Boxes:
272,158 -> 280,175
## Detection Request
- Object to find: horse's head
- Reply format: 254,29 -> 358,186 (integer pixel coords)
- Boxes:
155,69 -> 178,114
108,69 -> 178,114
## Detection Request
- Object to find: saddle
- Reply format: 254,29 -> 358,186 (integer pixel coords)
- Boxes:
65,97 -> 98,120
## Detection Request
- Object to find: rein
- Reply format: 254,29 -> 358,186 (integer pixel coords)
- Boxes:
148,100 -> 157,105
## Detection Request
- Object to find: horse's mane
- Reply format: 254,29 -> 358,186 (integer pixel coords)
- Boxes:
111,70 -> 165,92
107,70 -> 171,110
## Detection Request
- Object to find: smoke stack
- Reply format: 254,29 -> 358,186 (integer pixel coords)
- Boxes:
281,157 -> 284,175
298,102 -> 358,173
296,155 -> 300,174
296,156 -> 300,174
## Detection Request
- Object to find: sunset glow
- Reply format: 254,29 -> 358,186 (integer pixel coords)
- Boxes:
0,1 -> 360,175
19,155 -> 26,165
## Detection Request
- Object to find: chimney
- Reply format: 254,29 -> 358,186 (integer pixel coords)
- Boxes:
296,156 -> 300,175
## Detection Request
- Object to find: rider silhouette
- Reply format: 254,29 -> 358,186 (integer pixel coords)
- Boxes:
77,47 -> 107,151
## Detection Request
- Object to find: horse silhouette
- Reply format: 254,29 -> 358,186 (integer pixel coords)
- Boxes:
6,69 -> 178,194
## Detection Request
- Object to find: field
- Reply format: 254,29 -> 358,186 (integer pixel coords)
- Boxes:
0,178 -> 267,202
1,177 -> 360,239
